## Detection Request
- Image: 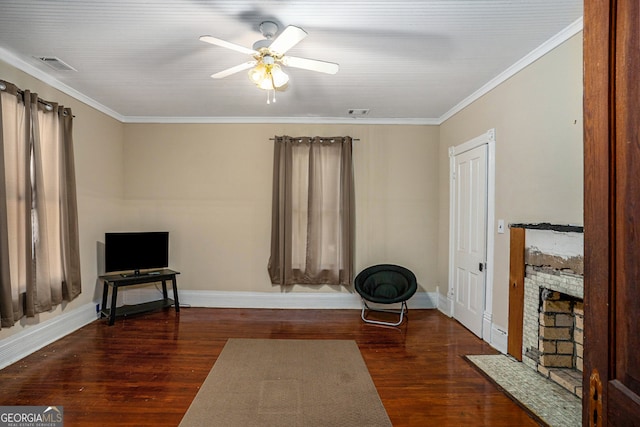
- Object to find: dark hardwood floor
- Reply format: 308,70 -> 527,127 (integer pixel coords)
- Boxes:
0,308 -> 539,426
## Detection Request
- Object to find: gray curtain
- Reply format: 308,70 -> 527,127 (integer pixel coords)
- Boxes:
0,80 -> 81,328
268,135 -> 354,286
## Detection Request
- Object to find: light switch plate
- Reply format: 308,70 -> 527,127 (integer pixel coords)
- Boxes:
498,219 -> 505,234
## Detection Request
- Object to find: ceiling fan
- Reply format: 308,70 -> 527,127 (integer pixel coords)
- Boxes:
200,21 -> 339,95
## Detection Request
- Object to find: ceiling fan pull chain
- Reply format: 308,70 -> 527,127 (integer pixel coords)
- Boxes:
266,89 -> 277,104
270,72 -> 277,103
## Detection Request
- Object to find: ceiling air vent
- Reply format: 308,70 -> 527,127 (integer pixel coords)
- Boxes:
36,56 -> 77,71
348,109 -> 370,117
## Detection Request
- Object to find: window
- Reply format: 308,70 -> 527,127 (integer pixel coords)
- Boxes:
268,136 -> 354,286
0,80 -> 81,328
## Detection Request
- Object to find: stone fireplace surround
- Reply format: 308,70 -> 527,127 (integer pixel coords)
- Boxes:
514,223 -> 584,397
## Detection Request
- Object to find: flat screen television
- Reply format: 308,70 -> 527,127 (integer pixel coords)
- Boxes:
105,232 -> 169,275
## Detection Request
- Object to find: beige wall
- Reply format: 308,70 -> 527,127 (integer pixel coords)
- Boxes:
0,32 -> 582,343
122,123 -> 440,293
437,33 -> 584,331
0,60 -> 125,340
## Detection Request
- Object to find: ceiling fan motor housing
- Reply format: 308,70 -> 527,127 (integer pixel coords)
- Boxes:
259,21 -> 279,39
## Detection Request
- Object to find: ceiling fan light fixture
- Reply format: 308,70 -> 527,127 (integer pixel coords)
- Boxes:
269,64 -> 289,88
248,62 -> 289,91
248,62 -> 268,85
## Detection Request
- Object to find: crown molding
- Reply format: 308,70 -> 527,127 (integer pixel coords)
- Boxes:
122,115 -> 439,125
438,16 -> 583,125
0,47 -> 125,122
2,16 -> 583,127
0,49 -> 438,126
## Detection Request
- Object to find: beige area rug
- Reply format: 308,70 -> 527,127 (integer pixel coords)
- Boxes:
179,339 -> 392,427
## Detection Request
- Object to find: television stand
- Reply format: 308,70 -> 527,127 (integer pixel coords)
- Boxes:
99,269 -> 180,326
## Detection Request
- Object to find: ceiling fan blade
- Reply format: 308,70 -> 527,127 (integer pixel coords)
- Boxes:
281,56 -> 339,74
268,25 -> 308,55
199,35 -> 257,56
211,61 -> 257,79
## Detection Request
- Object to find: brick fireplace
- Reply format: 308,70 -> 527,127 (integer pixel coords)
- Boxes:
515,224 -> 584,397
537,289 -> 584,372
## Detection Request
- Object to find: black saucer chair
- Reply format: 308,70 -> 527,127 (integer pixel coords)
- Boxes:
354,264 -> 417,326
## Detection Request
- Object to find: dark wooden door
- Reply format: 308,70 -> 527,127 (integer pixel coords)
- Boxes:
584,0 -> 640,425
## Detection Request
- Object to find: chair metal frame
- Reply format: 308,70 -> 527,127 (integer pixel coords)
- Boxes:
360,299 -> 409,326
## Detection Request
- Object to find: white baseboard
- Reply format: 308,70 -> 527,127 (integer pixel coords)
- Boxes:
490,324 -> 508,354
0,302 -> 98,370
437,292 -> 452,317
483,311 -> 493,344
123,288 -> 438,310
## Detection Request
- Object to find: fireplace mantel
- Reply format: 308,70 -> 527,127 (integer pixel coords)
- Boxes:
510,222 -> 583,233
507,223 -> 584,397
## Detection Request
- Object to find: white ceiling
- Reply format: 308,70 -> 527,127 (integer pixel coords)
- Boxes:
0,1 -> 583,124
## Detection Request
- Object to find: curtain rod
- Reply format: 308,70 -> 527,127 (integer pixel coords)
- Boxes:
269,137 -> 360,141
0,81 -> 73,116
